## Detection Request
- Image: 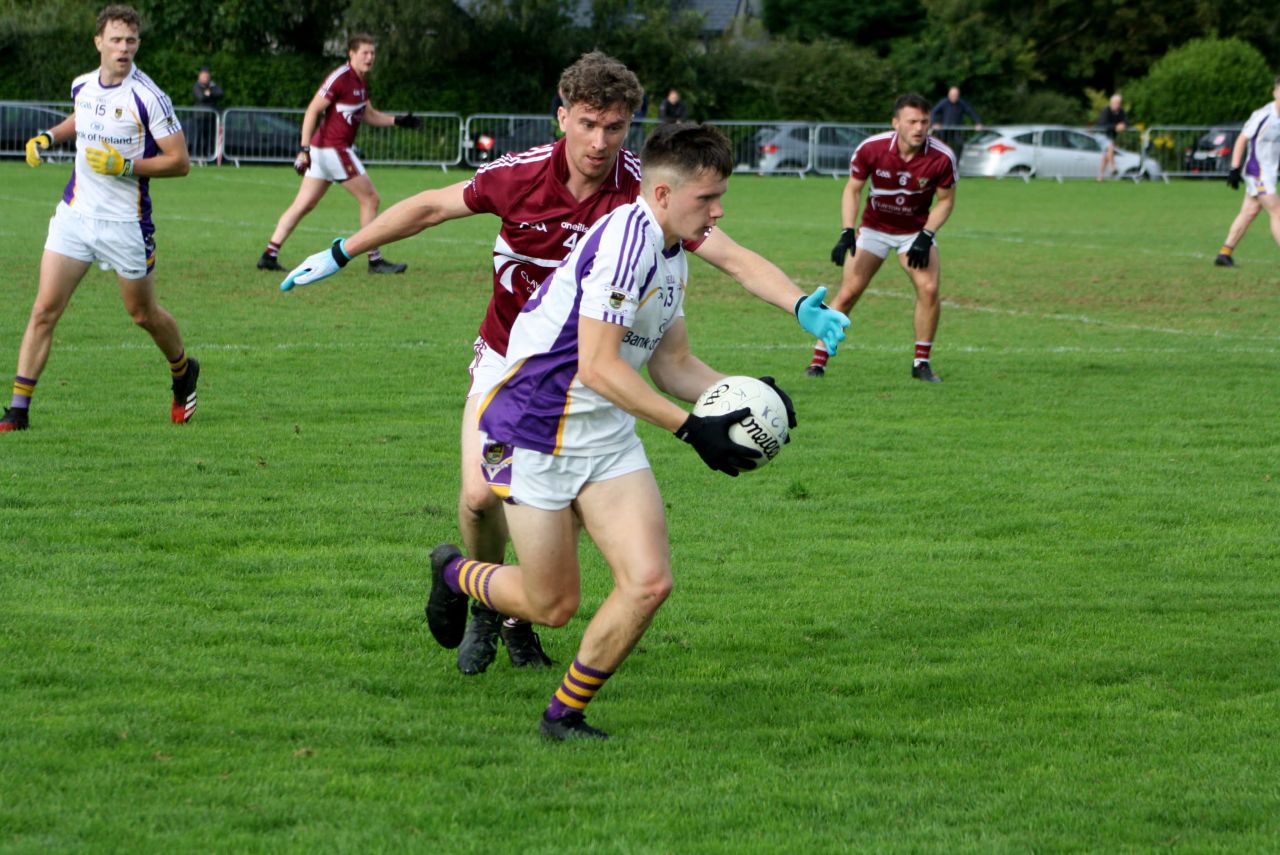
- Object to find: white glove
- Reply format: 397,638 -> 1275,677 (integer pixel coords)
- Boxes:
280,238 -> 351,292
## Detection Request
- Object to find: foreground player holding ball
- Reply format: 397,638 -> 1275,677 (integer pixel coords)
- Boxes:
426,123 -> 796,740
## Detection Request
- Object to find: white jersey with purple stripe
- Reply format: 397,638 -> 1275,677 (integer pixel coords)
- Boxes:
1241,102 -> 1280,183
478,196 -> 687,457
62,65 -> 182,223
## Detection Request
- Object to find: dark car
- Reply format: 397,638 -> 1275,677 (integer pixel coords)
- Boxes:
1182,125 -> 1241,176
220,111 -> 302,161
467,117 -> 556,166
0,103 -> 71,154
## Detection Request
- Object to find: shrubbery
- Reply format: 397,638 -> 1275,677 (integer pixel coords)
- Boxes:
1127,38 -> 1274,125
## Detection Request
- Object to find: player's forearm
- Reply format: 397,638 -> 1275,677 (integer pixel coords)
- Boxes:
1230,134 -> 1248,168
48,115 -> 77,143
842,179 -> 863,229
363,107 -> 396,128
648,350 -> 722,405
132,136 -> 190,177
132,151 -> 190,177
344,190 -> 462,255
579,354 -> 689,432
693,231 -> 802,312
924,195 -> 955,233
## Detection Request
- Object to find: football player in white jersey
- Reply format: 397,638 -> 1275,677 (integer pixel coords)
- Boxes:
424,124 -> 798,741
1214,77 -> 1280,268
3,5 -> 198,433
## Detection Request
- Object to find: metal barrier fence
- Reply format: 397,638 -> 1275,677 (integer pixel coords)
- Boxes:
0,101 -> 1243,182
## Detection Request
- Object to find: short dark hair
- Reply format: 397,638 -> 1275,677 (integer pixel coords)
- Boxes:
96,4 -> 140,35
640,123 -> 733,183
558,51 -> 645,115
348,33 -> 376,52
894,93 -> 931,116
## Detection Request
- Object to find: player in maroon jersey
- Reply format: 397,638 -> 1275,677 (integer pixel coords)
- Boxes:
257,33 -> 420,275
280,52 -> 848,675
813,93 -> 958,383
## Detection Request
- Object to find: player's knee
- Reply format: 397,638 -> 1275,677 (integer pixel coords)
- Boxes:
28,302 -> 64,330
364,191 -> 381,210
623,571 -> 673,615
459,481 -> 499,520
537,593 -> 580,628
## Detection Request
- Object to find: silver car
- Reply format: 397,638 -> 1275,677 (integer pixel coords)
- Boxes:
755,123 -> 870,174
958,125 -> 1161,180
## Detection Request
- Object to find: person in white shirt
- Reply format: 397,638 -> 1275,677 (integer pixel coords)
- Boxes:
3,4 -> 198,433
1214,78 -> 1280,267
424,123 -> 798,741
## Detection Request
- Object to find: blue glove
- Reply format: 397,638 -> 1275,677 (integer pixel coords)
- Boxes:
793,286 -> 849,355
280,238 -> 351,292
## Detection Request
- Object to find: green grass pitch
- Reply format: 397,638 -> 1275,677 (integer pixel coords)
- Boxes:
1,160 -> 1278,851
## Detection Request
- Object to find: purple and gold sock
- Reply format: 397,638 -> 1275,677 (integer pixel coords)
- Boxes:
11,375 -> 36,409
168,351 -> 189,379
445,558 -> 501,609
545,657 -> 613,721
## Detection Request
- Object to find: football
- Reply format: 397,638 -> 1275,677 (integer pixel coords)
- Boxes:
692,376 -> 789,469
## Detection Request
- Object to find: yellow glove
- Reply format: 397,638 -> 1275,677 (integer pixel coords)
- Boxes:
25,131 -> 53,168
85,141 -> 133,177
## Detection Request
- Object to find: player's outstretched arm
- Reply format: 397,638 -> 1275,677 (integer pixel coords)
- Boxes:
280,183 -> 475,291
691,229 -> 849,354
578,317 -> 690,432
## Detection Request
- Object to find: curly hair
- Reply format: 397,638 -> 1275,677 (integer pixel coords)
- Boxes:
557,51 -> 644,115
96,4 -> 140,35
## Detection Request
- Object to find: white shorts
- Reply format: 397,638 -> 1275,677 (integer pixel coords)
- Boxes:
483,434 -> 650,511
855,226 -> 937,260
44,202 -> 155,280
1245,171 -> 1277,198
307,146 -> 367,182
467,336 -> 508,399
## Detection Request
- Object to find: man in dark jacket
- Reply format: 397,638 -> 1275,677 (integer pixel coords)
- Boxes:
930,86 -> 982,154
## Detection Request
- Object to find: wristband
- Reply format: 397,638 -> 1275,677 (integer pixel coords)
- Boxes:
793,293 -> 832,317
330,238 -> 351,268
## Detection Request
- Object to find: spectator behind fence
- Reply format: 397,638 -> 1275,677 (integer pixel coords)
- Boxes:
190,66 -> 223,159
1096,93 -> 1127,181
658,88 -> 687,124
930,86 -> 982,155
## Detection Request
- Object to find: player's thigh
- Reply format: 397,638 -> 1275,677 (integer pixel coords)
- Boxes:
898,248 -> 941,293
503,501 -> 582,604
574,468 -> 671,594
290,176 -> 331,210
1257,192 -> 1280,217
34,251 -> 91,315
117,270 -> 158,316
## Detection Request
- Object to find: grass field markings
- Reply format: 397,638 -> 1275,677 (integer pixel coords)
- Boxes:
795,279 -> 1280,343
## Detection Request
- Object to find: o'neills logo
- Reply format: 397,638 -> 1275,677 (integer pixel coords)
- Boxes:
740,415 -> 781,459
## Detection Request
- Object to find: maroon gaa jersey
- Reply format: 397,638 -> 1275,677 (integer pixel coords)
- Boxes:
849,131 -> 957,235
310,64 -> 368,149
463,136 -> 705,355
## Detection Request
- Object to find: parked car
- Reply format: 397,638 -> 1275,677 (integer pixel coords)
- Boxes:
468,117 -> 556,165
1182,125 -> 1240,175
755,123 -> 870,174
0,103 -> 71,154
958,125 -> 1161,180
220,111 -> 302,161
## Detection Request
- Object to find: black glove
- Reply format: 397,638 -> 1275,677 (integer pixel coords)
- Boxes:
675,409 -> 761,477
907,228 -> 935,270
394,113 -> 422,129
830,228 -> 856,266
1227,166 -> 1242,190
758,376 -> 796,441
